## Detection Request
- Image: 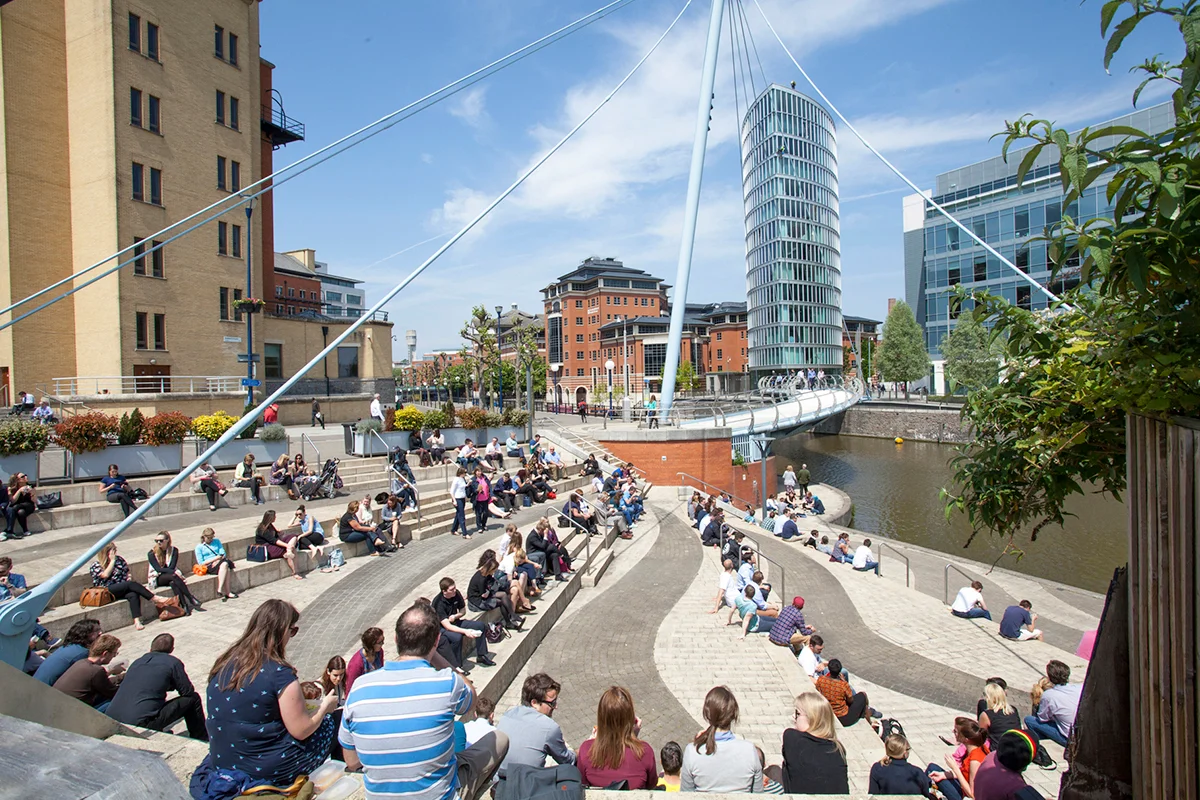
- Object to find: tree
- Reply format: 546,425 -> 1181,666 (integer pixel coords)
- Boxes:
458,305 -> 498,407
941,313 -> 999,391
877,301 -> 928,398
945,1 -> 1200,549
675,360 -> 699,395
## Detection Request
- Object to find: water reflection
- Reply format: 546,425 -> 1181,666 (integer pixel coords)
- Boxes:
774,433 -> 1126,593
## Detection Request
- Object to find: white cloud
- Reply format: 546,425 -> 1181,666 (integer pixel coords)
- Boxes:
448,86 -> 490,129
420,152 -> 434,164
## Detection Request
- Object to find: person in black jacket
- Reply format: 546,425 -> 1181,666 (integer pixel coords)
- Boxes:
525,518 -> 567,581
775,692 -> 849,794
701,511 -> 724,548
869,734 -> 937,797
147,532 -> 203,614
466,554 -> 523,630
106,634 -> 207,740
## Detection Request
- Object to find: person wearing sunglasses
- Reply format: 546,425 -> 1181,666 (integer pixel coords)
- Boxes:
202,599 -> 338,789
495,672 -> 575,781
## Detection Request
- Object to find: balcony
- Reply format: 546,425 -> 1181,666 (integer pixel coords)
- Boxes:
261,103 -> 305,148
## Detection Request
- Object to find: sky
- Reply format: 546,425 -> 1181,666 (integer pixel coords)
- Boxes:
259,0 -> 1181,357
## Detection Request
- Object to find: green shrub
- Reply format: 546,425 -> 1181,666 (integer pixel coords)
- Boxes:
117,409 -> 145,446
393,405 -> 425,432
501,407 -> 530,427
440,400 -> 457,427
54,412 -> 118,453
142,411 -> 193,445
357,419 -> 384,433
259,423 -> 289,442
0,418 -> 51,456
239,403 -> 259,440
457,406 -> 487,430
482,411 -> 504,428
422,410 -> 450,430
192,411 -> 239,441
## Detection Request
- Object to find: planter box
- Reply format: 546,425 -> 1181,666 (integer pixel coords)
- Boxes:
201,438 -> 292,469
73,444 -> 183,480
0,452 -> 39,483
351,430 -> 411,457
349,427 -> 519,457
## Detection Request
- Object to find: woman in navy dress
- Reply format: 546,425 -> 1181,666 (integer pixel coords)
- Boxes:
205,599 -> 338,786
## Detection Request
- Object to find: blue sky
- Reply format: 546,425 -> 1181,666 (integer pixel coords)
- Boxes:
260,0 -> 1180,356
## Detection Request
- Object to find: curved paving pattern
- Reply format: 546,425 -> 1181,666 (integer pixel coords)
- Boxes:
506,508 -> 702,748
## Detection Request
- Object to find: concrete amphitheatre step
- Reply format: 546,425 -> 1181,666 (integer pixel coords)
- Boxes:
33,472 -> 592,640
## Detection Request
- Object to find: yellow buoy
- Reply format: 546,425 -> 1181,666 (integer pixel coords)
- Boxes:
895,437 -> 904,444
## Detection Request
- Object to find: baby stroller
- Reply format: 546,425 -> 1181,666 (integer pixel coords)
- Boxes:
300,458 -> 343,500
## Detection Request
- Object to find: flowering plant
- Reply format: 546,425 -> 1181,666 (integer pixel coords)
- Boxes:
232,297 -> 266,312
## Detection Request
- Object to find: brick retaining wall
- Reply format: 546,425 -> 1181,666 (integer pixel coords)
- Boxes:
813,404 -> 971,444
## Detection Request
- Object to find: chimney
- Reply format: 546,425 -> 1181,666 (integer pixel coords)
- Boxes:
511,303 -> 518,311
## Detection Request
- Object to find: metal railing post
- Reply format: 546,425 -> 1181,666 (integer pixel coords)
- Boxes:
944,563 -> 975,606
877,542 -> 911,587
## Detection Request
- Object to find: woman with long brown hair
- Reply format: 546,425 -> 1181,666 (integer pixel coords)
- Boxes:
205,599 -> 338,785
255,509 -> 301,579
147,531 -> 202,614
89,541 -> 167,631
778,692 -> 849,794
578,686 -> 658,789
680,686 -> 761,792
322,655 -> 348,761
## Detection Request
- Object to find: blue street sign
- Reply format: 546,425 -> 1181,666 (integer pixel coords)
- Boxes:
241,379 -> 261,387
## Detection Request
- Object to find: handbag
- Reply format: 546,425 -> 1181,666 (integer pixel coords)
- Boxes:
192,563 -> 209,576
36,491 -> 63,510
546,490 -> 557,500
158,596 -> 186,621
79,587 -> 115,607
246,544 -> 269,563
238,775 -> 314,800
329,547 -> 345,569
131,487 -> 150,500
485,621 -> 509,644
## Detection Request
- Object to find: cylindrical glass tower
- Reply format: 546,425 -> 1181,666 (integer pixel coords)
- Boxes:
742,84 -> 842,380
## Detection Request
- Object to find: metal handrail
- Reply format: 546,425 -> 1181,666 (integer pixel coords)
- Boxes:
676,472 -> 757,514
388,464 -> 422,526
300,433 -> 321,468
944,563 -> 977,606
365,428 -> 391,459
878,542 -> 911,587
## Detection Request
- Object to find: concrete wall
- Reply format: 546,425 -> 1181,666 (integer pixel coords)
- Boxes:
812,404 -> 970,444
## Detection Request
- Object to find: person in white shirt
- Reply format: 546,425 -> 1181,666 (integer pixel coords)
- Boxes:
851,538 -> 881,577
450,468 -> 471,539
797,635 -> 829,679
590,474 -> 604,494
369,393 -> 384,423
950,580 -> 992,620
709,559 -> 739,613
463,696 -> 497,747
485,438 -> 503,470
782,466 -> 797,492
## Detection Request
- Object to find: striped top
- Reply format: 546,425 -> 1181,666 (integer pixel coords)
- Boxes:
339,659 -> 473,800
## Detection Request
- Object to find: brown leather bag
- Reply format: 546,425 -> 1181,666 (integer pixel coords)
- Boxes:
158,596 -> 186,621
79,587 -> 114,608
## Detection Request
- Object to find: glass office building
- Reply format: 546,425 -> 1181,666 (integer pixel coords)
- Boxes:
742,84 -> 842,380
903,102 -> 1173,370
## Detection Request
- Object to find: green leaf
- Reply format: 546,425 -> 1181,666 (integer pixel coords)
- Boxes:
1016,143 -> 1047,186
1100,0 -> 1124,36
1105,13 -> 1145,71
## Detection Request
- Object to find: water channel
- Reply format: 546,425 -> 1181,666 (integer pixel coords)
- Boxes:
774,433 -> 1127,593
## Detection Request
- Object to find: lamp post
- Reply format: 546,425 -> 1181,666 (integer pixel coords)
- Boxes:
243,199 -> 256,407
749,434 -> 775,514
605,358 -> 615,426
550,363 -> 560,413
495,305 -> 504,411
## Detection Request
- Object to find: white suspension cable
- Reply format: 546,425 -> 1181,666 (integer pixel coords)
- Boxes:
736,0 -> 768,92
0,0 -> 695,661
0,0 -> 640,328
750,0 -> 1063,304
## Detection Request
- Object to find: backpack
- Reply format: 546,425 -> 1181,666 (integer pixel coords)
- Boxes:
878,717 -> 905,741
496,764 -> 584,800
485,621 -> 508,644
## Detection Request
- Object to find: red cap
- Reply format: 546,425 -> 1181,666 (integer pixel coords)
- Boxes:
793,596 -> 805,609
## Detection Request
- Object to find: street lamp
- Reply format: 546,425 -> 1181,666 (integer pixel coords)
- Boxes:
495,305 -> 504,411
550,363 -> 560,412
605,358 -> 615,421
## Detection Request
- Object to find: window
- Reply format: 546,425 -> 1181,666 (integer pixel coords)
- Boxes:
214,25 -> 224,59
133,237 -> 146,274
299,290 -> 305,300
576,351 -> 584,360
130,87 -> 142,127
216,91 -> 225,125
150,240 -> 163,278
326,291 -> 342,303
288,306 -> 294,315
576,368 -> 584,377
228,33 -> 238,66
217,156 -> 226,190
148,95 -> 160,133
264,343 -> 282,378
229,97 -> 239,130
146,23 -> 159,61
948,267 -> 961,287
622,297 -> 627,305
219,287 -> 229,320
575,334 -> 583,342
717,349 -> 723,360
131,162 -> 144,201
276,303 -> 284,314
275,286 -> 283,297
575,317 -> 583,325
230,161 -> 240,191
153,313 -> 165,349
149,167 -> 161,205
575,300 -> 583,308
231,224 -> 241,258
716,332 -> 722,341
129,13 -> 141,52
218,221 -> 228,255
287,287 -> 295,297
1016,247 -> 1029,271
974,257 -> 987,283
1016,285 -> 1032,310
233,289 -> 242,321
337,346 -> 359,378
135,312 -> 148,349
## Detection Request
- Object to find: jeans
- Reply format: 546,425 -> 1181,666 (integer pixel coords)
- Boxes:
452,498 -> 468,534
926,765 -> 964,800
952,608 -> 992,621
473,499 -> 490,532
106,491 -> 138,518
235,478 -> 262,503
442,621 -> 489,667
339,530 -> 386,553
751,615 -> 775,635
5,501 -> 35,534
1024,714 -> 1069,747
853,560 -> 881,576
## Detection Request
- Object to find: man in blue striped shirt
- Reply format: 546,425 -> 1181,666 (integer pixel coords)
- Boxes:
340,604 -> 509,800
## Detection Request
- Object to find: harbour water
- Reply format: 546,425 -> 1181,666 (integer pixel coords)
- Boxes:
774,433 -> 1126,593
